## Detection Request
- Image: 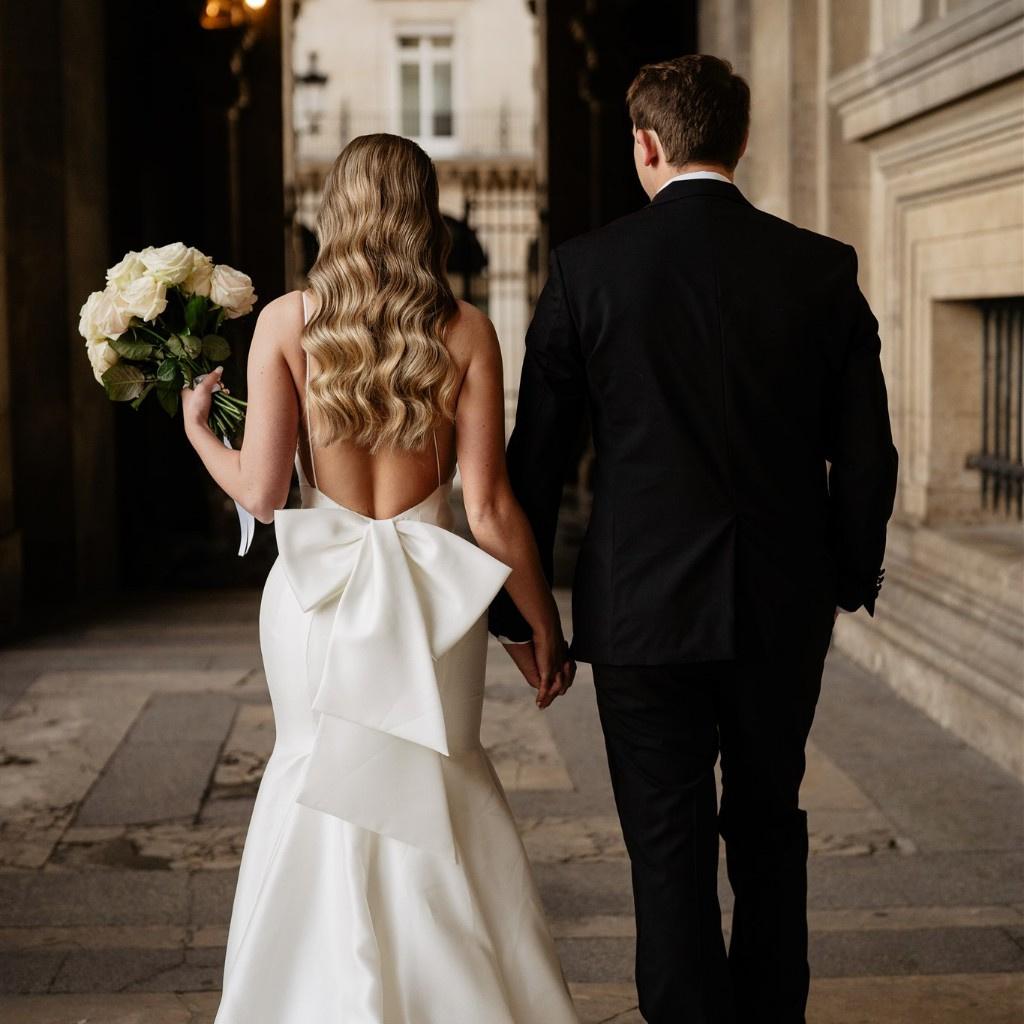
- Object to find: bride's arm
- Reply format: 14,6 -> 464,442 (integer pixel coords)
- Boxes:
454,309 -> 572,705
182,296 -> 299,523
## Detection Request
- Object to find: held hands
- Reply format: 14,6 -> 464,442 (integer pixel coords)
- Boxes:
503,630 -> 576,709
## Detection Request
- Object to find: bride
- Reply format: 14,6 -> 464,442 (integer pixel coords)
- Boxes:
182,134 -> 580,1023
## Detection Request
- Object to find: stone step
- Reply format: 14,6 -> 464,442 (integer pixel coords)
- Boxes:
836,523 -> 1024,781
892,524 -> 1023,621
882,535 -> 1022,695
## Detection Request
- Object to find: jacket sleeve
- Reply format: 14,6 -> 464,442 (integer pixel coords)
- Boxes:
488,250 -> 587,641
825,246 -> 899,615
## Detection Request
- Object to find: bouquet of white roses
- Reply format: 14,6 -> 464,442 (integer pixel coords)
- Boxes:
79,242 -> 256,439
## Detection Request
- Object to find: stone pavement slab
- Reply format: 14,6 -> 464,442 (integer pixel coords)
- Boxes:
76,694 -> 237,826
0,873 -> 191,928
1,975 -> 1021,1024
812,654 -> 1024,854
2,587 -> 1022,1021
0,991 -> 221,1024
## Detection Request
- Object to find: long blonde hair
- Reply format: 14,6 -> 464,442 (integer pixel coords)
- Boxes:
304,134 -> 460,453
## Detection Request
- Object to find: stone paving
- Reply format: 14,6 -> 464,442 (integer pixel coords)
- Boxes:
0,587 -> 1022,1023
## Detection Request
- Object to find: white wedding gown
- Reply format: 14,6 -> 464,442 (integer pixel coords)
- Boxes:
214,341 -> 578,1023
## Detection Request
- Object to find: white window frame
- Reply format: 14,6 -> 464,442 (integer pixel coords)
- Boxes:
392,22 -> 458,158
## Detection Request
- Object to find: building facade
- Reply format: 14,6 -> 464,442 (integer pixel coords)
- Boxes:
701,0 -> 1024,777
290,0 -> 540,431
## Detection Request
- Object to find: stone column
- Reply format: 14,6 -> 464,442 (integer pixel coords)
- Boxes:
737,0 -> 828,229
0,1 -> 76,615
0,0 -> 119,632
62,0 -> 117,598
820,0 -> 872,257
0,85 -> 20,633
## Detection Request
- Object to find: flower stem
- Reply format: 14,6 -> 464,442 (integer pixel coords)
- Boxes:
133,323 -> 169,344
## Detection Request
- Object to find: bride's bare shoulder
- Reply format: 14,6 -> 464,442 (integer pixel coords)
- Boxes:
256,290 -> 306,327
249,290 -> 306,357
446,300 -> 499,367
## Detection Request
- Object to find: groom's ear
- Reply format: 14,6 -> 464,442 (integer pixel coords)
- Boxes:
634,127 -> 661,168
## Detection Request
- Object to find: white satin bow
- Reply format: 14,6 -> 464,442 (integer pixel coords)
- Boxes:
274,504 -> 511,860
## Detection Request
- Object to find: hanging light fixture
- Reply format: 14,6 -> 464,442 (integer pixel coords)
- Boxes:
200,0 -> 268,30
295,52 -> 329,136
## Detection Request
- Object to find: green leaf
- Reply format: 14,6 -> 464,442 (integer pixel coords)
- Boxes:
130,382 -> 155,410
109,334 -> 155,361
165,334 -> 186,358
202,334 -> 231,361
185,293 -> 208,333
156,357 -> 182,385
156,384 -> 180,417
181,333 -> 202,358
101,363 -> 147,402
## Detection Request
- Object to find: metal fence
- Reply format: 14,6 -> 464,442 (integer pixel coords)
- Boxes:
966,298 -> 1024,519
459,178 -> 540,432
298,107 -> 534,166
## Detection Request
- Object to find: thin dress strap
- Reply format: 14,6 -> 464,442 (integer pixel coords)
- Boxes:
301,292 -> 319,491
432,430 -> 442,489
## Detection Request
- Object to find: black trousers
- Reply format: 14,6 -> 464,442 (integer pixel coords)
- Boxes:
593,633 -> 829,1024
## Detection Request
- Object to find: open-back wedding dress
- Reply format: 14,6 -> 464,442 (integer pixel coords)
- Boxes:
214,297 -> 578,1023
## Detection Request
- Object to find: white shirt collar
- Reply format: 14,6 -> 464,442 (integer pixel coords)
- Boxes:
655,170 -> 733,195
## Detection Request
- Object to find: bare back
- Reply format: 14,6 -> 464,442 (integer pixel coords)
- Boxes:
280,290 -> 469,520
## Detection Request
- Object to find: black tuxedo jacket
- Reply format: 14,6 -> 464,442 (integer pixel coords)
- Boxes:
488,178 -> 898,665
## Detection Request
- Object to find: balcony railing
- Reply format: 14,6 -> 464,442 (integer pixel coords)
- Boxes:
296,107 -> 535,166
966,298 -> 1024,519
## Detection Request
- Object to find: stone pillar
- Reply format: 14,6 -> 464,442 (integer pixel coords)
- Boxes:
0,1 -> 76,615
701,0 -> 872,245
0,87 -> 20,632
0,0 -> 117,632
62,0 -> 117,598
820,0 -> 872,256
737,0 -> 828,229
239,3 -> 287,306
746,0 -> 794,218
698,0 -> 751,79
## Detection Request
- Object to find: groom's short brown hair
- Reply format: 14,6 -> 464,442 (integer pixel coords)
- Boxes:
627,55 -> 750,170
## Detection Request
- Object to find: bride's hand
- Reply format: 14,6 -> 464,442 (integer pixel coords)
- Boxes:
528,629 -> 576,709
181,366 -> 227,433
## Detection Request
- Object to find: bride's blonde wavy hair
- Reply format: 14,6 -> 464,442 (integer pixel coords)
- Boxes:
304,134 -> 460,453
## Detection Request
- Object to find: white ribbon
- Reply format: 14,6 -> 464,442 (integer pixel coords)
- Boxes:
221,434 -> 255,556
274,504 -> 511,860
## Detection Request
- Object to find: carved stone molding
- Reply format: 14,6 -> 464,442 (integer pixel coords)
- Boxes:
827,0 -> 1024,141
864,79 -> 1024,524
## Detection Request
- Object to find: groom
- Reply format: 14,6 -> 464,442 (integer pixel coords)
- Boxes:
490,55 -> 898,1023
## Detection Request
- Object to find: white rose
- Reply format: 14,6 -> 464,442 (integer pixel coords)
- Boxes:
140,242 -> 194,285
78,286 -> 131,340
85,338 -> 119,384
106,251 -> 146,290
119,274 -> 168,322
209,264 -> 257,319
182,248 -> 214,297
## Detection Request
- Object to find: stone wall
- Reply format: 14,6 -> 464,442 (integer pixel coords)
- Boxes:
700,0 -> 1024,778
0,1 -> 289,632
0,0 -> 116,633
